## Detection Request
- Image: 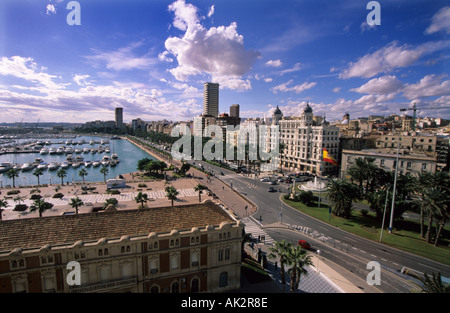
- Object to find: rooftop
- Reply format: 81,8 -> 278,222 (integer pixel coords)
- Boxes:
0,202 -> 235,252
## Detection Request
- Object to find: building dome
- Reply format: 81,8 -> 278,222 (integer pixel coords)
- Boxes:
303,103 -> 313,113
273,105 -> 282,115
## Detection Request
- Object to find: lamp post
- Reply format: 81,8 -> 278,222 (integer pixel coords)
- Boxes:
389,128 -> 401,234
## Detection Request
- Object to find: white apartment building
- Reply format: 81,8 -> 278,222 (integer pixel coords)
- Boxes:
273,104 -> 340,176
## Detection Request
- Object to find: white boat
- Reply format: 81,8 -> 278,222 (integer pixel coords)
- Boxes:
102,155 -> 111,162
89,140 -> 95,145
66,154 -> 74,162
71,162 -> 81,168
21,163 -> 34,171
111,153 -> 119,159
40,148 -> 49,155
48,162 -> 59,170
0,162 -> 13,173
61,161 -> 70,169
109,160 -> 117,167
37,162 -> 48,169
105,147 -> 111,153
84,161 -> 92,167
83,148 -> 90,153
56,147 -> 65,154
65,147 -> 74,154
65,140 -> 72,145
34,157 -> 44,163
92,161 -> 101,167
49,147 -> 57,154
75,156 -> 84,162
79,139 -> 86,144
91,149 -> 97,154
75,149 -> 82,154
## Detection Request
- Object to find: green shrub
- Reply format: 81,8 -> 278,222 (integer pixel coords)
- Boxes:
30,194 -> 42,200
7,190 -> 20,195
53,193 -> 64,199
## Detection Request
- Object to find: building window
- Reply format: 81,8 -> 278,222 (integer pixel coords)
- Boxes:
74,251 -> 86,260
10,259 -> 25,269
218,249 -> 224,261
121,245 -> 131,253
150,285 -> 159,293
40,255 -> 54,265
170,255 -> 179,269
219,272 -> 228,288
407,162 -> 412,168
191,278 -> 200,293
225,248 -> 230,260
171,282 -> 180,293
422,163 -> 427,171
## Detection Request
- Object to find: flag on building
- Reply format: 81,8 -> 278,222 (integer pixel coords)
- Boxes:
323,148 -> 338,166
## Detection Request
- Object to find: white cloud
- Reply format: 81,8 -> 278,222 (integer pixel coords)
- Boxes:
207,5 -> 215,18
340,40 -> 450,79
332,87 -> 341,93
278,62 -> 303,75
163,0 -> 260,90
265,59 -> 282,67
350,75 -> 403,95
73,74 -> 91,86
158,51 -> 174,63
425,6 -> 450,35
86,42 -> 156,71
402,74 -> 450,100
264,78 -> 273,83
0,56 -> 66,90
271,79 -> 316,94
360,21 -> 376,33
46,4 -> 56,15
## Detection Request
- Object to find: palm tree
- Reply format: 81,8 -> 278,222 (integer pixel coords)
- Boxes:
29,198 -> 53,218
326,178 -> 359,219
33,168 -> 44,186
78,168 -> 88,184
416,272 -> 450,293
194,184 -> 207,203
268,240 -> 292,287
100,167 -> 109,183
134,191 -> 148,209
165,185 -> 179,207
6,168 -> 19,188
0,199 -> 9,221
57,168 -> 67,186
286,245 -> 314,292
69,197 -> 84,215
103,198 -> 118,210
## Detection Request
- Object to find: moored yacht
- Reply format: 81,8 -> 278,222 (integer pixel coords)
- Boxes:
21,163 -> 34,171
0,162 -> 13,173
40,147 -> 49,155
61,161 -> 70,169
48,162 -> 59,170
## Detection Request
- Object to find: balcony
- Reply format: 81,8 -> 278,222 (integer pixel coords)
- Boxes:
69,276 -> 137,293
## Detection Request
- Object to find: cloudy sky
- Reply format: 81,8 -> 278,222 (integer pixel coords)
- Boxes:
0,0 -> 449,123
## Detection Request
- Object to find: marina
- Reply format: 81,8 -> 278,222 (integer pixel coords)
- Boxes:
0,135 -> 157,187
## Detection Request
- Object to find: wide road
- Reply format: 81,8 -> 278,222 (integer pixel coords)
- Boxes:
190,160 -> 450,293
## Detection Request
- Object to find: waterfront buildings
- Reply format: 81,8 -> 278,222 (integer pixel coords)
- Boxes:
0,202 -> 244,293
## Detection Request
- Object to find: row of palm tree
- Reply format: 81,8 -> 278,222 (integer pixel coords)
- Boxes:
268,240 -> 313,292
337,156 -> 450,246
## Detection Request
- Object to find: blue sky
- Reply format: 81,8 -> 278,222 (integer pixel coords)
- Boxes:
0,0 -> 449,124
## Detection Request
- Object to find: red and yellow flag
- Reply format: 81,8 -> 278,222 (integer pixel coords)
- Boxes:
323,148 -> 338,166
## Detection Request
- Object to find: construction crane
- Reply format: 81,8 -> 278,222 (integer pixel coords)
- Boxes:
400,103 -> 450,131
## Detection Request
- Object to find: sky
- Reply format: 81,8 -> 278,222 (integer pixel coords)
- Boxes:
0,0 -> 449,124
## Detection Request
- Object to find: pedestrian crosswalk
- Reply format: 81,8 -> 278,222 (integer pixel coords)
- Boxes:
242,217 -> 275,246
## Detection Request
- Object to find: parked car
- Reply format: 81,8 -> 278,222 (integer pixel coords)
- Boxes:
298,240 -> 312,250
267,187 -> 276,192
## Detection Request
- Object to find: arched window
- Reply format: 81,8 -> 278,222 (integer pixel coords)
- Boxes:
171,281 -> 180,293
191,278 -> 200,293
150,285 -> 159,293
219,272 -> 228,288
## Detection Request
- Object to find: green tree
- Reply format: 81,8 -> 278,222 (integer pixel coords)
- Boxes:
194,184 -> 208,203
268,240 -> 292,287
165,185 -> 179,207
100,167 -> 109,183
134,191 -> 149,209
416,272 -> 450,293
69,197 -> 84,215
57,168 -> 67,186
78,168 -> 88,184
33,168 -> 44,186
286,245 -> 314,292
29,198 -> 53,218
326,178 -> 359,219
103,198 -> 118,210
0,199 -> 8,221
6,168 -> 19,188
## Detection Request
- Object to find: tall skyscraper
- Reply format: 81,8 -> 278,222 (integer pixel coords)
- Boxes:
115,107 -> 124,129
230,104 -> 240,118
203,82 -> 219,117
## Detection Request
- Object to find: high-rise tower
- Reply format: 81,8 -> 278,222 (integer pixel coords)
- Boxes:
203,82 -> 219,117
115,107 -> 124,129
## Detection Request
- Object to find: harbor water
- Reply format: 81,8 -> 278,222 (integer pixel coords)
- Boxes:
0,135 -> 157,187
